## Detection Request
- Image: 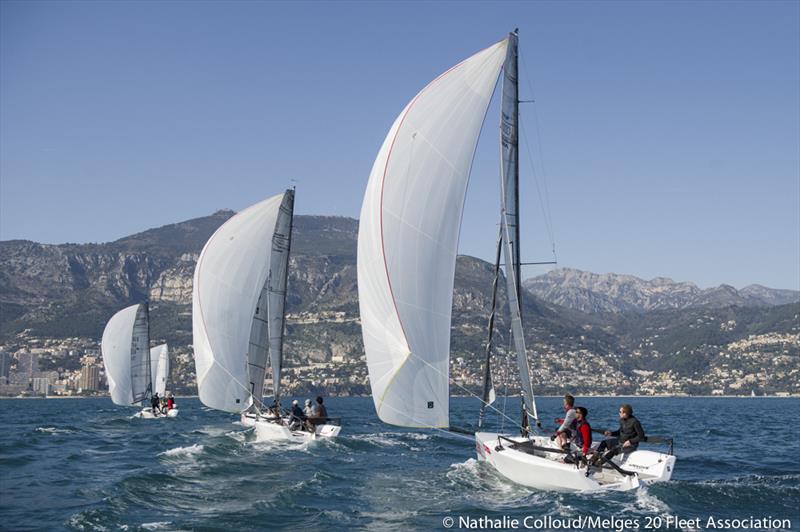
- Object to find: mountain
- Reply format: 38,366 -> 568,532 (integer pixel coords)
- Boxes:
0,211 -> 598,362
2,212 -> 797,396
523,268 -> 799,313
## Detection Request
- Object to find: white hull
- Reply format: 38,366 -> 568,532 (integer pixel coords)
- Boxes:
253,419 -> 341,442
475,432 -> 675,492
240,411 -> 279,428
135,407 -> 179,419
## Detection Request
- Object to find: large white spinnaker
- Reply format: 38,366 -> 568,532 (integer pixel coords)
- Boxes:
101,303 -> 152,406
192,191 -> 291,413
358,39 -> 508,428
150,344 -> 169,396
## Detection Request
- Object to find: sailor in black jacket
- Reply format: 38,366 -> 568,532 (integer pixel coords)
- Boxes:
595,404 -> 645,456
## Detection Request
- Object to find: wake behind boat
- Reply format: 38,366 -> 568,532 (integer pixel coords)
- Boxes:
101,302 -> 179,419
356,30 -> 675,492
193,189 -> 341,442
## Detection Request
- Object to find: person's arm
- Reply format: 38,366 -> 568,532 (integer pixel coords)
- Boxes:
580,425 -> 591,455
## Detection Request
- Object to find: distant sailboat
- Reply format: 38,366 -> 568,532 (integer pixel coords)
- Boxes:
357,30 -> 674,491
101,302 -> 178,418
192,190 -> 341,442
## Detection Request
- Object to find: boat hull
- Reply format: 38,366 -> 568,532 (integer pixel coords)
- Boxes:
475,432 -> 674,492
240,411 -> 280,428
135,407 -> 179,419
253,419 -> 341,442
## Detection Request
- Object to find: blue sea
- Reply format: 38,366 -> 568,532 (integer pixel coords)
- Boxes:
0,396 -> 798,531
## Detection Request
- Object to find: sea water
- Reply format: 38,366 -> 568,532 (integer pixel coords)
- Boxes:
1,396 -> 797,531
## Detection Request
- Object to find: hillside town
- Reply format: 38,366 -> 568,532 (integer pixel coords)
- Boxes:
2,321 -> 797,398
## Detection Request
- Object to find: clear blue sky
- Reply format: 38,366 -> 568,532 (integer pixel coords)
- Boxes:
1,1 -> 798,290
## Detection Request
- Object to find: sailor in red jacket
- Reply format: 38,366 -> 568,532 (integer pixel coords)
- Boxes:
573,406 -> 592,457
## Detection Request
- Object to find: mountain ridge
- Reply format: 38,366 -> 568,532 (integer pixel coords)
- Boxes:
523,267 -> 798,313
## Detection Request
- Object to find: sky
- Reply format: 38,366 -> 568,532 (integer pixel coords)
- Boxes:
1,1 -> 798,290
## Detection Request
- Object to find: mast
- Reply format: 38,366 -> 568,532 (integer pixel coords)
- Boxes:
268,188 -> 294,405
500,29 -> 538,427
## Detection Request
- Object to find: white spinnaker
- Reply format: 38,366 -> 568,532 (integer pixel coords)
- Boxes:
193,194 -> 285,413
150,344 -> 169,396
101,304 -> 141,406
358,38 -> 508,428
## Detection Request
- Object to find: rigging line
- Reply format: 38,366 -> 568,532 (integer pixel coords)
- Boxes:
519,120 -> 555,254
518,50 -> 557,256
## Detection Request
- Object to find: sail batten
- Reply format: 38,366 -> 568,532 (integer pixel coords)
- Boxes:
359,39 -> 509,428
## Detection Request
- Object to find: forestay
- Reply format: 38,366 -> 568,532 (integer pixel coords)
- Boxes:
358,38 -> 508,428
150,344 -> 169,397
193,193 -> 288,413
102,303 -> 151,406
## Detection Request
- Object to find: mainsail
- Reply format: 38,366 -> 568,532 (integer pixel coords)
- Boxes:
499,32 -> 538,421
358,39 -> 508,428
193,191 -> 293,413
101,303 -> 152,406
267,191 -> 294,402
150,344 -> 169,397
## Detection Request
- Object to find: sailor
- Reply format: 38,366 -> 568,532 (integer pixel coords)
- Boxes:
552,393 -> 576,449
167,393 -> 175,411
303,399 -> 314,417
288,399 -> 306,430
312,396 -> 328,420
573,407 -> 592,459
151,392 -> 160,416
594,404 -> 645,461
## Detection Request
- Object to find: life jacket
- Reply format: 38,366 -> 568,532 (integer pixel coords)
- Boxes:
574,419 -> 592,449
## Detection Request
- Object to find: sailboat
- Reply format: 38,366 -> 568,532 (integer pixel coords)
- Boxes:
357,31 -> 675,491
101,302 -> 178,418
192,190 -> 341,442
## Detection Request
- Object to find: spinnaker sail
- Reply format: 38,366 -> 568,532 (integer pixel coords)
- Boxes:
357,39 -> 508,428
193,190 -> 294,413
102,303 -> 152,406
150,344 -> 169,397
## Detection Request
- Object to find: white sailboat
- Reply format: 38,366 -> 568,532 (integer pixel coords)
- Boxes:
192,190 -> 341,442
101,302 -> 178,418
357,31 -> 675,491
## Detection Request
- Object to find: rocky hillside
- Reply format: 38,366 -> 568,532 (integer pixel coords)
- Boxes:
2,212 -> 797,393
0,212 -> 602,369
523,268 -> 799,313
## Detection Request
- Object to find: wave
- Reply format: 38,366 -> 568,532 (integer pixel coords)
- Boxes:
35,426 -> 76,434
141,521 -> 173,530
159,444 -> 204,457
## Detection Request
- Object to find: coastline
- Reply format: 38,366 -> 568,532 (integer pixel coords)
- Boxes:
2,394 -> 797,399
